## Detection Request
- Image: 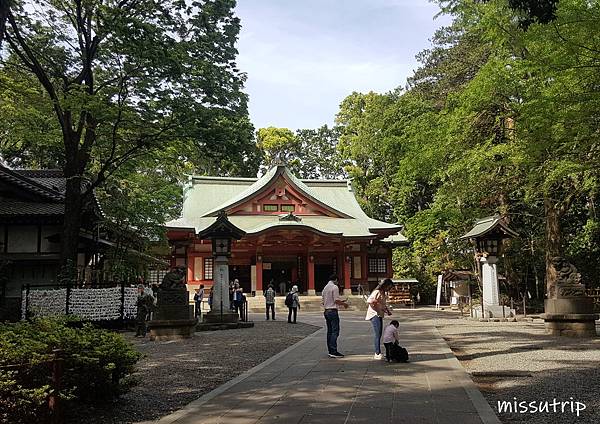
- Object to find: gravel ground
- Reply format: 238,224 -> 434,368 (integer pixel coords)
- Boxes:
66,320 -> 319,424
435,312 -> 600,424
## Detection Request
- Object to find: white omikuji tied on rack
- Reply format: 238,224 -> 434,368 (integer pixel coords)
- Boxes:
21,286 -> 138,321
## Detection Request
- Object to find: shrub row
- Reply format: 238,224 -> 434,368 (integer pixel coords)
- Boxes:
0,316 -> 141,423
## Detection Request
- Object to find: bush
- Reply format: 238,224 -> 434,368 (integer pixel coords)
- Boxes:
0,316 -> 141,423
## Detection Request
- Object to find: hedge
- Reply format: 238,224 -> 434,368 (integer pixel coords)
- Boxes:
0,316 -> 141,423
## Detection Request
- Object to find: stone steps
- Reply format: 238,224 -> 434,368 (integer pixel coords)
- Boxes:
245,295 -> 367,312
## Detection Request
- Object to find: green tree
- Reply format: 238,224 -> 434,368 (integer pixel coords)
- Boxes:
294,125 -> 345,179
1,0 -> 253,278
256,125 -> 345,179
256,126 -> 298,172
338,0 -> 600,295
0,0 -> 8,46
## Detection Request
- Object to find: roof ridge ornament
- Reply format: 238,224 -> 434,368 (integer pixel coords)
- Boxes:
279,211 -> 302,222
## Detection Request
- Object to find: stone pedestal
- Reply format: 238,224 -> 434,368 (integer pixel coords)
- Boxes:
148,289 -> 197,341
484,305 -> 516,318
148,319 -> 197,341
307,289 -> 316,296
543,298 -> 598,337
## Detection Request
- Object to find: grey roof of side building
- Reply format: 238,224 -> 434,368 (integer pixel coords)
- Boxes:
460,215 -> 519,240
0,165 -> 104,219
0,197 -> 65,216
167,165 -> 408,243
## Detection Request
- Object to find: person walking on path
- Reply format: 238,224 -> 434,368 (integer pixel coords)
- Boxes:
287,285 -> 300,323
322,274 -> 348,358
264,284 -> 276,320
365,278 -> 393,359
194,285 -> 204,319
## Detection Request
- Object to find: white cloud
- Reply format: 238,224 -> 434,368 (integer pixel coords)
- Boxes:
234,0 -> 449,129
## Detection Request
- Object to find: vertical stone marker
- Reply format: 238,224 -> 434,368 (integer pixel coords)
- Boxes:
480,255 -> 499,307
542,257 -> 598,337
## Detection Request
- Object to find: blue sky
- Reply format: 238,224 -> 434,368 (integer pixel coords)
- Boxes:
235,0 -> 451,131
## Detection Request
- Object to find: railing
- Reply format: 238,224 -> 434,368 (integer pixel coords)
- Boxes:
357,284 -> 369,304
242,297 -> 249,322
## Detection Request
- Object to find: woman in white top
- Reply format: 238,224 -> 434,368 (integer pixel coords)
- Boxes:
365,278 -> 393,359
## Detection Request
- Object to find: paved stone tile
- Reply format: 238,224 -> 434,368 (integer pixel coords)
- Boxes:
157,311 -> 499,424
298,413 -> 348,424
437,412 -> 484,424
254,406 -> 308,423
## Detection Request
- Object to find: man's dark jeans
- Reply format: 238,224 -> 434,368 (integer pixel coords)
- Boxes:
266,303 -> 275,320
324,309 -> 340,354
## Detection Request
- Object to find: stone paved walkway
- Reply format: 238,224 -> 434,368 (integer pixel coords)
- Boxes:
148,310 -> 500,424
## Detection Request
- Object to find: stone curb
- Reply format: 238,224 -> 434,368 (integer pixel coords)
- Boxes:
140,324 -> 325,424
433,327 -> 502,424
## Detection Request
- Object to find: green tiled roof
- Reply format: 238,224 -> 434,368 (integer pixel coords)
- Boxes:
460,215 -> 519,240
382,232 -> 409,245
167,166 -> 406,241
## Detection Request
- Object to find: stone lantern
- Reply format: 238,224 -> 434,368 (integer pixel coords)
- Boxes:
460,216 -> 518,318
197,210 -> 246,324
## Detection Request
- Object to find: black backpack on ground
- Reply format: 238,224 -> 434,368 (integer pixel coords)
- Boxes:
285,292 -> 294,307
390,343 -> 409,363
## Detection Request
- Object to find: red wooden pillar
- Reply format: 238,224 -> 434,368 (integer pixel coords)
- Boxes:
343,255 -> 351,296
256,255 -> 263,295
291,267 -> 298,284
187,253 -> 194,283
307,254 -> 315,295
386,248 -> 393,278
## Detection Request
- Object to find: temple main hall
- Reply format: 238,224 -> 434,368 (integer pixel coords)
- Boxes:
166,165 -> 407,295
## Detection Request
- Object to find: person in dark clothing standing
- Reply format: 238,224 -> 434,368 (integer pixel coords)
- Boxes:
135,285 -> 154,337
233,283 -> 245,321
194,285 -> 204,319
264,284 -> 276,320
287,285 -> 300,323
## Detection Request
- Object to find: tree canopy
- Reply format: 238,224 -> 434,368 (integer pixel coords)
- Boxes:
256,125 -> 345,179
337,0 -> 600,298
0,0 -> 257,276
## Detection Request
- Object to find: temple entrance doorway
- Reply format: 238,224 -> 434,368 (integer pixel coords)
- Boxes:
263,260 -> 296,295
315,264 -> 334,293
229,265 -> 251,293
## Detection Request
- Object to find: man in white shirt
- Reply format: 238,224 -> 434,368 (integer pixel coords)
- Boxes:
321,274 -> 348,358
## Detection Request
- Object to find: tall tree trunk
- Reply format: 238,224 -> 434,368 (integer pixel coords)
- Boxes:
0,0 -> 9,46
59,167 -> 86,284
544,196 -> 562,297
